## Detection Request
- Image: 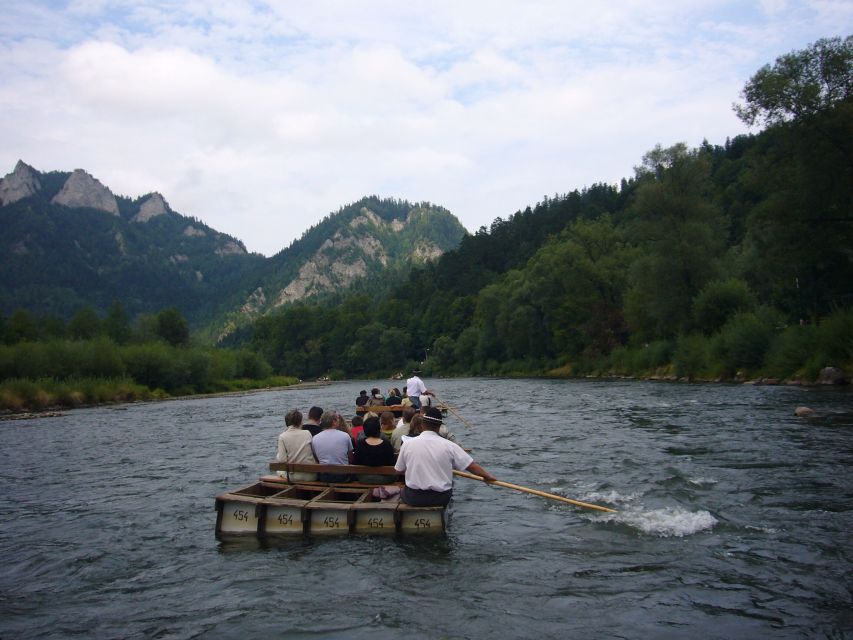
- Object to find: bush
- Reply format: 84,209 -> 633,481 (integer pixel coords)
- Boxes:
121,343 -> 184,391
691,278 -> 756,335
674,334 -> 712,378
235,350 -> 273,379
633,340 -> 675,371
816,308 -> 853,364
713,310 -> 778,374
765,324 -> 817,378
81,338 -> 126,378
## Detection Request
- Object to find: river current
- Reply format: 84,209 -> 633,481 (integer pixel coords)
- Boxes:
0,378 -> 850,639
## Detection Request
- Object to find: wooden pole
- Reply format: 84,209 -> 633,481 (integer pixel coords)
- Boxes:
434,396 -> 475,429
453,469 -> 617,513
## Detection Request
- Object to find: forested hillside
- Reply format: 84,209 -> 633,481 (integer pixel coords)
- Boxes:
209,196 -> 466,341
246,37 -> 853,383
0,166 -> 263,324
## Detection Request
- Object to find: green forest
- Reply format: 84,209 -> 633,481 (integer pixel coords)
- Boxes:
245,37 -> 853,383
0,303 -> 296,412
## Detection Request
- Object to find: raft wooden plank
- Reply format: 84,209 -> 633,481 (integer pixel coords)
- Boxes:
268,462 -> 399,475
397,504 -> 446,534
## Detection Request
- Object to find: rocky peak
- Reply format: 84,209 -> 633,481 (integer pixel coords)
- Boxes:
131,192 -> 170,222
0,160 -> 42,206
215,240 -> 247,256
51,169 -> 119,216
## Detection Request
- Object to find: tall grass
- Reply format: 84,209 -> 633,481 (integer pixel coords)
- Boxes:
0,339 -> 292,412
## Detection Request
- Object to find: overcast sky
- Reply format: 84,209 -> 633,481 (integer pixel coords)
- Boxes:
1,2 -> 850,256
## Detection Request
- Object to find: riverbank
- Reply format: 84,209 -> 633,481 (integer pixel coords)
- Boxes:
0,376 -> 318,420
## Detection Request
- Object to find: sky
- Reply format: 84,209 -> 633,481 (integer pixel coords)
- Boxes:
1,2 -> 851,256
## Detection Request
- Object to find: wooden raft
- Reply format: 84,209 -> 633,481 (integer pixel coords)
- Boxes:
215,463 -> 445,537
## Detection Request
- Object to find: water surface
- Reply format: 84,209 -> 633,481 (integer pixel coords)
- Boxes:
0,379 -> 850,638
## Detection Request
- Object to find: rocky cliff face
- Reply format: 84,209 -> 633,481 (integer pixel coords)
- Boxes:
132,193 -> 170,222
235,201 -> 463,319
51,169 -> 119,216
0,160 -> 42,206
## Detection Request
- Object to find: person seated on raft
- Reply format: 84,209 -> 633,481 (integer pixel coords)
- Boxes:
335,411 -> 352,437
302,406 -> 324,437
352,418 -> 396,484
414,396 -> 459,445
312,409 -> 354,483
395,407 -> 495,507
385,387 -> 402,406
379,411 -> 396,441
349,415 -> 364,442
400,413 -> 423,447
275,409 -> 318,482
365,387 -> 385,407
391,407 -> 416,453
355,390 -> 369,407
400,386 -> 413,408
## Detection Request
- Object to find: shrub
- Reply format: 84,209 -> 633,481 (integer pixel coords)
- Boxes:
674,334 -> 711,378
714,310 -> 778,374
691,278 -> 756,335
765,324 -> 817,378
81,338 -> 126,379
816,308 -> 853,364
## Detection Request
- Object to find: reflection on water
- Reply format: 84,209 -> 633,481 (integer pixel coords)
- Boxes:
0,378 -> 851,639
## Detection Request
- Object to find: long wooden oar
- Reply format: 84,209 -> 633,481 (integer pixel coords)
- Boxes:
453,469 -> 617,513
434,397 -> 475,429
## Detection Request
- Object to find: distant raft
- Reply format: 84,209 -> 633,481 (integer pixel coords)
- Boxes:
215,464 -> 446,537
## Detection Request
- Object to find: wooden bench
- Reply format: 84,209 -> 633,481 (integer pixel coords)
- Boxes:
269,461 -> 400,477
355,404 -> 405,417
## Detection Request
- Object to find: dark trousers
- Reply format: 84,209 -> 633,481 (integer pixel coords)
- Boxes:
401,486 -> 452,507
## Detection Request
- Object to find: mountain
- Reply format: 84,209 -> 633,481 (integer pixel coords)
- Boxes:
210,196 -> 467,341
0,162 -> 467,332
0,160 -> 263,324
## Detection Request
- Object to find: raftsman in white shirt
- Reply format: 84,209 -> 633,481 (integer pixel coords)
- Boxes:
395,430 -> 473,492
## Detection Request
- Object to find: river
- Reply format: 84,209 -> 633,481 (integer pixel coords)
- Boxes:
0,378 -> 850,639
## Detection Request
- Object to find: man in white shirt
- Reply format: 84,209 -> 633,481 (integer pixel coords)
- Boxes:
395,407 -> 495,506
406,369 -> 427,408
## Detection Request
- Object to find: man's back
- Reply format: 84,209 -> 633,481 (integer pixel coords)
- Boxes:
312,428 -> 352,465
396,431 -> 472,491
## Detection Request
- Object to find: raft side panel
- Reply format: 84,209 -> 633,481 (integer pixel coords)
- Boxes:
305,502 -> 355,535
264,503 -> 306,535
352,501 -> 399,534
217,497 -> 262,534
397,504 -> 446,534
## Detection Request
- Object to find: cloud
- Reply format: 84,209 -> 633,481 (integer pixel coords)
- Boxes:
0,1 -> 851,255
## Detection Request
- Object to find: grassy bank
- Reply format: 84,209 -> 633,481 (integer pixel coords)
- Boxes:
0,374 -> 300,413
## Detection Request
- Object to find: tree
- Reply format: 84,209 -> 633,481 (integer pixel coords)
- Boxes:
4,309 -> 38,344
104,300 -> 132,344
735,36 -> 852,127
156,308 -> 190,347
68,306 -> 103,341
625,145 -> 727,339
734,39 -> 853,321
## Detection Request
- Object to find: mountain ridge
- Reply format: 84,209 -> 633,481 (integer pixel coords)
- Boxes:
0,162 -> 468,334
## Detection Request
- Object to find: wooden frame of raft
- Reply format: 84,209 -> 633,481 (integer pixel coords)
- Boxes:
214,463 -> 445,537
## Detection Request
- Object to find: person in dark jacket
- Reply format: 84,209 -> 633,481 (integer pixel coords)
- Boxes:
353,418 -> 396,484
